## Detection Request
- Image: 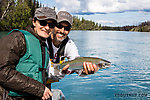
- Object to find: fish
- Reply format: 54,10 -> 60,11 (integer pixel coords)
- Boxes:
53,57 -> 111,71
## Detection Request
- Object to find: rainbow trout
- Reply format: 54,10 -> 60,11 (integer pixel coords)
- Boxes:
53,57 -> 111,71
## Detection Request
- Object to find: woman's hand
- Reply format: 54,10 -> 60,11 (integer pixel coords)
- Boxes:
42,87 -> 53,100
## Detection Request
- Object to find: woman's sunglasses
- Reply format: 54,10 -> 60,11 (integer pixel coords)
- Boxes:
38,20 -> 56,28
56,23 -> 71,31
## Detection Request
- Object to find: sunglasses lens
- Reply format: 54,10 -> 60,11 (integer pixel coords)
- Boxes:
56,24 -> 71,31
56,24 -> 63,29
64,27 -> 71,31
48,23 -> 55,28
39,20 -> 56,28
39,20 -> 47,26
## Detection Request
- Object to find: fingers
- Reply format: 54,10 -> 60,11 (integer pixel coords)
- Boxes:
62,64 -> 69,71
62,64 -> 70,74
89,62 -> 94,72
83,62 -> 99,75
42,87 -> 53,100
93,63 -> 99,72
83,62 -> 88,74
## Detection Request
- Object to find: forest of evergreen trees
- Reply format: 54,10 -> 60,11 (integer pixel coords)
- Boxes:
72,16 -> 101,30
130,21 -> 150,32
0,0 -> 101,31
101,25 -> 136,31
0,0 -> 42,31
0,0 -> 149,32
101,21 -> 150,32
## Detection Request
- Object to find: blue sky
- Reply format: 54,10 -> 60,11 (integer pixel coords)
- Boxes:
39,0 -> 150,26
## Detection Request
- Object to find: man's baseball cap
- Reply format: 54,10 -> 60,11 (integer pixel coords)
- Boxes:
57,11 -> 73,26
34,7 -> 56,21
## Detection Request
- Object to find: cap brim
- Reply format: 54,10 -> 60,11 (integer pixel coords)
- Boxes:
37,17 -> 56,21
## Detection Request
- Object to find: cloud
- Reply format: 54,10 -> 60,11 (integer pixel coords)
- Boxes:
96,20 -> 114,24
55,0 -> 150,14
55,0 -> 81,13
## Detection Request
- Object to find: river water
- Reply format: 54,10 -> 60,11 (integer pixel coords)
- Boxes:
52,30 -> 150,100
1,31 -> 150,100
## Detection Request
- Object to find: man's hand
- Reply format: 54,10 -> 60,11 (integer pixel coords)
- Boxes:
61,64 -> 70,74
61,62 -> 99,75
42,87 -> 53,100
83,62 -> 99,75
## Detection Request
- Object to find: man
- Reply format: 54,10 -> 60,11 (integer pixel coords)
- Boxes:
0,7 -> 57,100
46,11 -> 98,84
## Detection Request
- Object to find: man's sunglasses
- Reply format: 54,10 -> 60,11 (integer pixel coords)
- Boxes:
56,23 -> 71,31
38,20 -> 56,28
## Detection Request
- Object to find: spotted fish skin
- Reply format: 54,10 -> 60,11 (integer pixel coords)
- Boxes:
53,57 -> 111,71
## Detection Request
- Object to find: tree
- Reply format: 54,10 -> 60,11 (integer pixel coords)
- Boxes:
0,0 -> 31,30
0,0 -> 42,31
72,16 -> 102,30
0,0 -> 14,20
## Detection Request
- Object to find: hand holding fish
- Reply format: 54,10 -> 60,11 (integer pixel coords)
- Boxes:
61,64 -> 70,74
82,62 -> 99,74
61,62 -> 100,75
53,57 -> 111,75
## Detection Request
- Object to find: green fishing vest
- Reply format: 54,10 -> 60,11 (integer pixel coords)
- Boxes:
8,29 -> 49,96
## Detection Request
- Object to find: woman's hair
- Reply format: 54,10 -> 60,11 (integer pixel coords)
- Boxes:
31,17 -> 37,28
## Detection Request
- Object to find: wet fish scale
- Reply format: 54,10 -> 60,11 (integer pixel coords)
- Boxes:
54,57 -> 111,71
